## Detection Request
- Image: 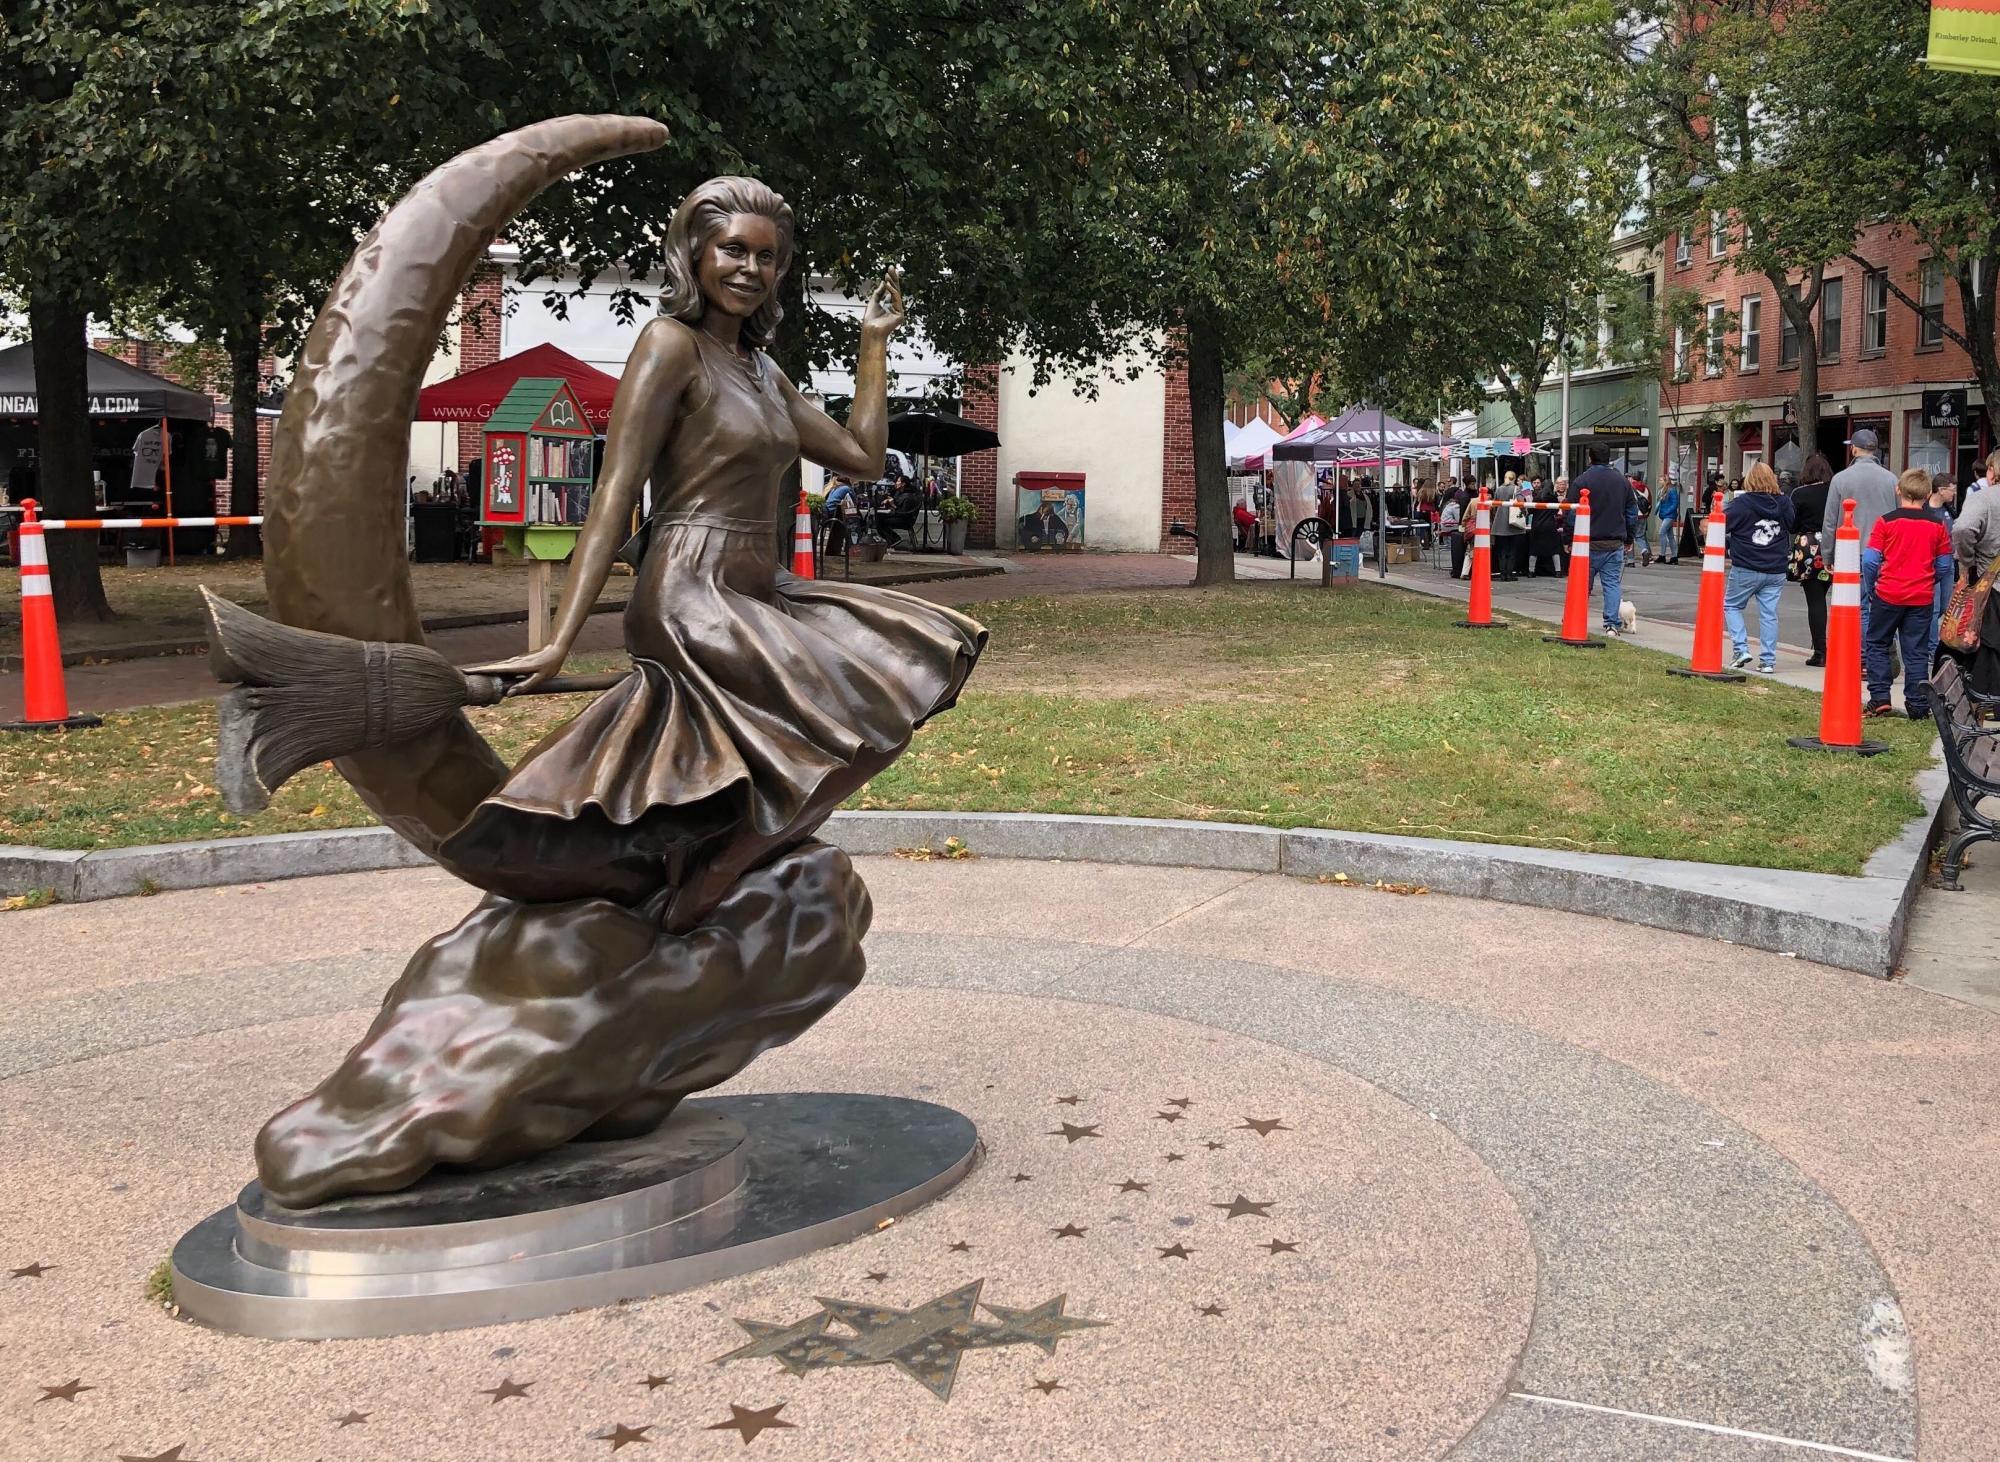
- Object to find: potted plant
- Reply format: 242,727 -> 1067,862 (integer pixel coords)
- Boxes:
938,493 -> 976,555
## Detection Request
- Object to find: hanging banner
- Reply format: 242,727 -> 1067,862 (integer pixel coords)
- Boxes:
1928,1 -> 2000,75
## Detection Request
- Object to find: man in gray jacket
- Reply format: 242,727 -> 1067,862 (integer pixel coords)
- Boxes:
1821,428 -> 1898,564
1954,448 -> 2000,582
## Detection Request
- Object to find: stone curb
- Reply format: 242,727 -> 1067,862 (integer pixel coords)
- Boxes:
0,764 -> 1947,977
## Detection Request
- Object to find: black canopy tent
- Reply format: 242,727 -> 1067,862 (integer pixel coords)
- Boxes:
0,344 -> 223,557
1273,404 -> 1444,579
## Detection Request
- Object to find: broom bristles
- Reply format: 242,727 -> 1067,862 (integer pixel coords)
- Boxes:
201,588 -> 480,813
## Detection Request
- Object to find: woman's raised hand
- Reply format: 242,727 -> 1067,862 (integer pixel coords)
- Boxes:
861,266 -> 905,339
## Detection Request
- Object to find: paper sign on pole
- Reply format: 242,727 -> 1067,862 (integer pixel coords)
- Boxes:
1928,0 -> 2000,75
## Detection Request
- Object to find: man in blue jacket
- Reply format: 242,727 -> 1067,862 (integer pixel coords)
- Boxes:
1565,446 -> 1641,636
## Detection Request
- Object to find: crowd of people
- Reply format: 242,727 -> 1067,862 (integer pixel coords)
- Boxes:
822,467 -> 950,549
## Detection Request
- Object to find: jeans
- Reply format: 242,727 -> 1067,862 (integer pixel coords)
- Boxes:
1587,546 -> 1624,631
1724,567 -> 1786,668
1657,516 -> 1678,561
1865,598 -> 1934,710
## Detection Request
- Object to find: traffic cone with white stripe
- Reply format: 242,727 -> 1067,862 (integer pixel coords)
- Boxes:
4,500 -> 102,732
1456,489 -> 1506,629
1789,499 -> 1887,756
1545,488 -> 1605,648
1669,492 -> 1745,682
791,487 -> 816,580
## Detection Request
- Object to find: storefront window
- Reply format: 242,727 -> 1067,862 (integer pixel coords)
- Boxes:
1909,422 -> 1953,477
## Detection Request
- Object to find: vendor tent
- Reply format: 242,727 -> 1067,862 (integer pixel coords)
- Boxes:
417,343 -> 620,430
1227,417 -> 1283,470
1241,412 -> 1325,472
1271,404 -> 1442,463
0,344 -> 213,420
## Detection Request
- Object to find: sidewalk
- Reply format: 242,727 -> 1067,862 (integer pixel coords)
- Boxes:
1,552 -> 1207,715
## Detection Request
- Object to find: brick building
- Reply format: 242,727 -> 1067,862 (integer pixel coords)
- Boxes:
1659,218 -> 1992,491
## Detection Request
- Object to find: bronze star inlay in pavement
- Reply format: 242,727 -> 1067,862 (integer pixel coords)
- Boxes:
1030,1378 -> 1066,1394
1261,1239 -> 1301,1254
1196,1302 -> 1226,1318
478,1377 -> 534,1403
1203,1140 -> 1226,1151
717,1282 -> 1105,1401
1010,1172 -> 1034,1183
1053,1095 -> 1083,1106
640,1375 -> 671,1391
864,1271 -> 890,1284
1153,1110 -> 1185,1123
1050,1223 -> 1087,1239
1212,1194 -> 1275,1220
1162,1152 -> 1186,1163
38,1377 -> 94,1403
1236,1116 -> 1293,1137
947,1240 -> 974,1253
706,1402 -> 795,1443
1049,1122 -> 1101,1143
1114,1177 -> 1150,1193
118,1448 -> 194,1462
10,1261 -> 54,1278
1165,1097 -> 1194,1108
594,1422 -> 652,1449
333,1410 -> 370,1427
1156,1243 -> 1194,1261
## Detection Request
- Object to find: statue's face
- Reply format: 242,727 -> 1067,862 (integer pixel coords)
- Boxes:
697,212 -> 779,322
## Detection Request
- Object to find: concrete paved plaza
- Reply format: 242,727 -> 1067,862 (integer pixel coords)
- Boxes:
4,855 -> 1996,1460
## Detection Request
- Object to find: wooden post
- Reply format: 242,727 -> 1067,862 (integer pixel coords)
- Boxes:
527,557 -> 552,651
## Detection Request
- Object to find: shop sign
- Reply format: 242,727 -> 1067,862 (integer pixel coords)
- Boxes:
1924,388 -> 1967,430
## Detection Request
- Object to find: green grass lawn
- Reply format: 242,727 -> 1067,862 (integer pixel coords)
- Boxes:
0,585 -> 1935,875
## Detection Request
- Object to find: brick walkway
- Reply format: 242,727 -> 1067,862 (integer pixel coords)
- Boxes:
3,553 -> 1207,715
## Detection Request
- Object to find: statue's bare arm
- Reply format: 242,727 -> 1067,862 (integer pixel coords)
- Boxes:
467,317 -> 696,690
779,270 -> 904,481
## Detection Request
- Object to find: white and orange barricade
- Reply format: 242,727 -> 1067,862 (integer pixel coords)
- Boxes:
1545,488 -> 1605,648
1669,492 -> 1745,682
1789,500 -> 1888,755
3,500 -> 102,731
1456,488 -> 1505,630
791,487 -> 816,579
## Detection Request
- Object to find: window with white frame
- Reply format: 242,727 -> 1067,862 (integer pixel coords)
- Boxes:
1739,295 -> 1761,370
1779,286 -> 1802,367
1675,230 -> 1692,268
1920,259 -> 1946,348
1705,301 -> 1726,375
1673,324 -> 1689,379
1709,209 -> 1727,258
1863,269 -> 1889,353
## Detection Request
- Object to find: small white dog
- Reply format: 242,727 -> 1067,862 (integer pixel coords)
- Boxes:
1619,599 -> 1638,632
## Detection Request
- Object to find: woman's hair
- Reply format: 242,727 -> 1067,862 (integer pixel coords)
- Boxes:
1802,452 -> 1834,485
659,177 -> 795,349
1744,462 -> 1780,495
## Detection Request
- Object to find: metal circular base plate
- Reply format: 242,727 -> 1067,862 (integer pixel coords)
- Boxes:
1668,667 -> 1748,682
1786,735 -> 1891,757
0,713 -> 103,732
1543,634 -> 1608,648
171,1093 -> 978,1339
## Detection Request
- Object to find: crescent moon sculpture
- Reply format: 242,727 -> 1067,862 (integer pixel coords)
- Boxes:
203,117 -> 987,1208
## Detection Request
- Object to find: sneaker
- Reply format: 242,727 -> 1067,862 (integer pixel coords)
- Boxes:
1730,652 -> 1753,670
1866,701 -> 1898,717
1602,626 -> 1620,638
1755,663 -> 1776,675
1908,705 -> 1931,721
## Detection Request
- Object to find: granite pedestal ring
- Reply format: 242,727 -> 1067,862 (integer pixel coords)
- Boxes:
170,1093 -> 979,1339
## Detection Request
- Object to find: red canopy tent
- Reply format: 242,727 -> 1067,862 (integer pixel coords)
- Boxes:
416,343 -> 620,430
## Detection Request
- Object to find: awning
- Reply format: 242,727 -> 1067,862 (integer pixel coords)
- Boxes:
1240,412 -> 1325,471
1272,404 -> 1443,462
416,343 -> 620,429
0,344 -> 214,420
1227,417 -> 1283,470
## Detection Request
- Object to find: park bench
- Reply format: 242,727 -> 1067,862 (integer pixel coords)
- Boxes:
1930,658 -> 2000,890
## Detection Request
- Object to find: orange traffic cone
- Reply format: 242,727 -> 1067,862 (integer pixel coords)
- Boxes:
1545,488 -> 1605,648
791,487 -> 816,580
3,500 -> 101,733
1669,492 -> 1745,682
1456,488 -> 1506,630
1789,499 -> 1888,755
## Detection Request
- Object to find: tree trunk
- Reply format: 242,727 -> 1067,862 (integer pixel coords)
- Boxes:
1956,260 -> 2000,447
1768,265 -> 1822,465
221,303 -> 265,558
1500,365 -> 1541,440
1186,303 -> 1234,587
27,292 -> 114,623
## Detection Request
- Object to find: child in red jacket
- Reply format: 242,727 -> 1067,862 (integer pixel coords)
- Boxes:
1862,468 -> 1955,718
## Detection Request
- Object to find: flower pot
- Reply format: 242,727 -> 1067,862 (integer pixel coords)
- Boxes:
945,519 -> 968,555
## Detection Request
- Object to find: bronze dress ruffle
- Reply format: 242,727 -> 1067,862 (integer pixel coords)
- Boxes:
436,324 -> 985,918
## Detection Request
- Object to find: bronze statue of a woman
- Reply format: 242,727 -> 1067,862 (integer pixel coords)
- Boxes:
206,117 -> 985,1207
